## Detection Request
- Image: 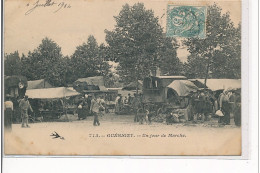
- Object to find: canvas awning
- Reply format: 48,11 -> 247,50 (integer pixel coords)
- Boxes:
167,80 -> 198,97
195,79 -> 241,91
25,87 -> 81,99
27,79 -> 53,89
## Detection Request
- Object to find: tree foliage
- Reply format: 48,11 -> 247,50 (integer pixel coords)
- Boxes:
4,51 -> 22,76
158,38 -> 183,75
20,38 -> 67,86
70,35 -> 110,82
183,4 -> 241,79
105,3 -> 180,85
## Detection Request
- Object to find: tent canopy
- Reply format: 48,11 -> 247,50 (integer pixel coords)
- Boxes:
167,80 -> 198,97
195,79 -> 241,91
26,87 -> 80,99
122,80 -> 143,90
27,79 -> 53,89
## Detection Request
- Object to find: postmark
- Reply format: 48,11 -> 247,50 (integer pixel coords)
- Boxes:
166,5 -> 206,38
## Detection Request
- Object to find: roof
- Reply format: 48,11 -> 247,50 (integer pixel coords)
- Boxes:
195,79 -> 241,91
27,79 -> 53,89
167,80 -> 198,96
189,79 -> 207,89
122,80 -> 143,90
4,75 -> 28,88
75,76 -> 105,86
155,76 -> 187,79
74,76 -> 107,91
26,87 -> 80,99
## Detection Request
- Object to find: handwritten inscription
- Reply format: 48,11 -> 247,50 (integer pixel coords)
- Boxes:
25,0 -> 71,15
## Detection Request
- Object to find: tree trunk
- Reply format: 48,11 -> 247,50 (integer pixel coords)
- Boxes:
136,79 -> 139,94
204,57 -> 210,89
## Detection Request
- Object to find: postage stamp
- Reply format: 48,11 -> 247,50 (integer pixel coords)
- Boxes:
166,5 -> 206,38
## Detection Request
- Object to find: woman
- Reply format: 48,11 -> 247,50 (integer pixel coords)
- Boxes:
219,90 -> 231,125
4,95 -> 13,131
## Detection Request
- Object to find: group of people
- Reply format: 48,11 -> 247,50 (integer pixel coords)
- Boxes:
114,93 -> 143,115
187,89 -> 214,123
187,88 -> 241,126
77,94 -> 105,126
3,88 -> 241,131
4,95 -> 33,131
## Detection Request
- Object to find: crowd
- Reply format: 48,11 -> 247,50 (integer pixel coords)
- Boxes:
4,88 -> 241,132
183,88 -> 241,126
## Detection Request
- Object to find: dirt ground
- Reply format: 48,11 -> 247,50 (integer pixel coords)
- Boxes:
4,113 -> 241,156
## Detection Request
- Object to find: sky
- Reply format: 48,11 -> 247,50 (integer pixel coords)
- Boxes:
4,0 -> 241,62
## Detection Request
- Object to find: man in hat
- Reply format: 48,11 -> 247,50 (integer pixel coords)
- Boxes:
19,95 -> 33,128
90,95 -> 101,126
4,94 -> 13,131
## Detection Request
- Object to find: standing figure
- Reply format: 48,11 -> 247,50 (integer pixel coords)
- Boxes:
219,90 -> 231,125
90,95 -> 101,126
115,94 -> 121,114
204,90 -> 212,121
19,95 -> 33,128
193,91 -> 200,123
127,93 -> 132,105
132,94 -> 141,122
187,91 -> 195,121
4,95 -> 13,131
198,90 -> 206,122
233,91 -> 241,126
99,96 -> 106,116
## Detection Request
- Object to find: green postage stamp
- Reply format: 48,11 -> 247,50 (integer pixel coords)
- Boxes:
166,5 -> 206,38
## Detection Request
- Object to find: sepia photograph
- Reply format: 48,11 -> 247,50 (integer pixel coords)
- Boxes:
3,0 -> 242,156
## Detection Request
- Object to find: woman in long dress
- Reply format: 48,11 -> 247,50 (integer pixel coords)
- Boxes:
4,95 -> 13,131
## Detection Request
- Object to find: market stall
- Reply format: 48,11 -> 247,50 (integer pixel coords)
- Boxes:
26,87 -> 81,121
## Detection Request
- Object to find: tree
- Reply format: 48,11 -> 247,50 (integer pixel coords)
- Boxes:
70,35 -> 110,81
183,54 -> 208,79
105,3 -> 180,89
158,38 -> 183,75
4,51 -> 22,76
21,37 -> 66,86
183,4 -> 241,79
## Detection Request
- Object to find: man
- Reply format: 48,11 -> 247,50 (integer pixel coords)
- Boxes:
204,89 -> 212,121
4,95 -> 13,131
197,89 -> 206,122
90,95 -> 101,126
115,94 -> 121,114
132,93 -> 141,122
98,96 -> 106,116
19,95 -> 33,128
187,91 -> 195,121
127,93 -> 132,105
233,91 -> 241,126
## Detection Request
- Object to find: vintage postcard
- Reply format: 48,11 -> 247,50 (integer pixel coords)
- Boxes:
3,0 -> 243,156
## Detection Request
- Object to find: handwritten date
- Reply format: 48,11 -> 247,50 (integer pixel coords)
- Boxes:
25,0 -> 71,15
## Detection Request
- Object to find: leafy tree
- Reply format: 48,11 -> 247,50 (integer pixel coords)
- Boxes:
158,38 -> 183,75
183,4 -> 241,79
21,37 -> 66,86
70,35 -> 110,82
105,3 -> 180,89
4,51 -> 22,76
183,54 -> 208,79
